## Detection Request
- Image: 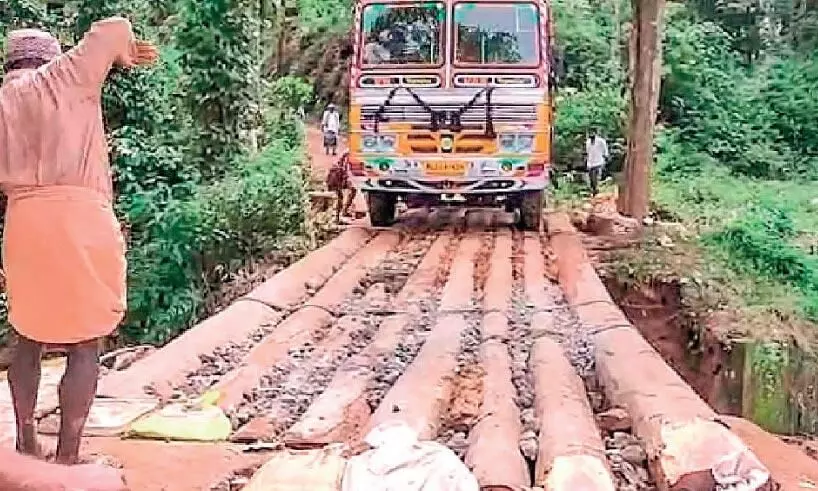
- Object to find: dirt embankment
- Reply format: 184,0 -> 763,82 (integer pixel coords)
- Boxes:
576,199 -> 818,455
603,278 -> 733,413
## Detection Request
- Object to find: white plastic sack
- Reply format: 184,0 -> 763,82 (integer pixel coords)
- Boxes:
712,449 -> 771,491
342,421 -> 479,491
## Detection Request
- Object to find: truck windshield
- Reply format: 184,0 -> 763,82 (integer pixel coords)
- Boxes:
361,3 -> 445,66
454,2 -> 539,65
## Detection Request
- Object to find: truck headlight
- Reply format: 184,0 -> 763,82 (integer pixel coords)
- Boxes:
497,133 -> 535,154
517,134 -> 535,153
379,134 -> 397,152
361,134 -> 397,153
498,134 -> 516,152
362,134 -> 379,152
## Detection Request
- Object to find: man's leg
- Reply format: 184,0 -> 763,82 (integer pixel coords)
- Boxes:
589,167 -> 600,196
343,187 -> 357,217
335,189 -> 343,223
55,339 -> 99,465
8,334 -> 43,456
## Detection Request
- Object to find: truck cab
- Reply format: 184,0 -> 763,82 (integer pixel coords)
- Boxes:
348,0 -> 555,230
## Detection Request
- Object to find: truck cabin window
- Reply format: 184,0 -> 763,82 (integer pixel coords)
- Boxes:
361,3 -> 445,66
454,3 -> 539,65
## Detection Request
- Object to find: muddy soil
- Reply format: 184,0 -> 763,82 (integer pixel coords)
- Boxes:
437,314 -> 484,459
509,233 -> 538,462
604,279 -> 729,411
472,233 -> 495,304
437,233 -> 493,456
365,306 -> 436,410
175,328 -> 274,400
210,462 -> 264,491
174,234 -> 435,405
234,315 -> 376,433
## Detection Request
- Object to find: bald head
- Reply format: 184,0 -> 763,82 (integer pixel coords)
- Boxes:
4,28 -> 62,73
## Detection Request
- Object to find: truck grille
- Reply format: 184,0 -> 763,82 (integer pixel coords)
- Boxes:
361,103 -> 537,125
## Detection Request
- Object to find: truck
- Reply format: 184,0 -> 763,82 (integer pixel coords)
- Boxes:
346,0 -> 555,230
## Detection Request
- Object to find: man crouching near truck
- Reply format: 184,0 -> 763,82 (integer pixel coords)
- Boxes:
0,18 -> 156,469
326,150 -> 358,223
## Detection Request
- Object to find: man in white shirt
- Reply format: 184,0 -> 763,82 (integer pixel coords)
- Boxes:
585,128 -> 609,196
321,103 -> 341,155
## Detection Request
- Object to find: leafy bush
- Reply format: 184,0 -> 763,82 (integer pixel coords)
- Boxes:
296,0 -> 352,34
760,54 -> 818,176
121,139 -> 305,344
552,0 -> 625,88
706,205 -> 818,321
661,4 -> 818,180
554,85 -> 627,171
175,0 -> 263,180
262,76 -> 313,147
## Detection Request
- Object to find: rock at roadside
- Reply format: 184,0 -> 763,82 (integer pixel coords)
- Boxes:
597,407 -> 632,433
621,444 -> 647,465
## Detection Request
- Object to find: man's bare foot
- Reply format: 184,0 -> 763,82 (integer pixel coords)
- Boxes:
78,453 -> 124,469
55,339 -> 99,466
15,423 -> 43,458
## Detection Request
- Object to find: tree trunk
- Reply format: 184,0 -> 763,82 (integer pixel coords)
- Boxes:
618,0 -> 665,220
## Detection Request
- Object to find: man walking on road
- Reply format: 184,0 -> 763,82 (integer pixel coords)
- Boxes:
585,127 -> 609,196
0,19 -> 157,465
321,103 -> 341,155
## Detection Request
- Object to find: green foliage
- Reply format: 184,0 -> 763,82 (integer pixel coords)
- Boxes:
761,54 -> 818,174
0,0 -> 51,36
706,204 -> 818,321
661,4 -> 818,179
554,85 -> 627,170
262,75 -> 312,147
122,140 -> 305,344
175,0 -> 262,179
297,0 -> 351,34
1,1 -> 307,347
552,0 -> 626,88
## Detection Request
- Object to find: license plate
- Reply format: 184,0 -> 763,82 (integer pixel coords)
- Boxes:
424,161 -> 466,176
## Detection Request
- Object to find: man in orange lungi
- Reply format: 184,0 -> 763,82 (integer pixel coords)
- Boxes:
0,19 -> 157,465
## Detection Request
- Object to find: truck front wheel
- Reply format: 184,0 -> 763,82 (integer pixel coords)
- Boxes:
519,190 -> 544,231
368,192 -> 396,227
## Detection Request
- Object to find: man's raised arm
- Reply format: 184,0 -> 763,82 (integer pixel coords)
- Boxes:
45,17 -> 157,92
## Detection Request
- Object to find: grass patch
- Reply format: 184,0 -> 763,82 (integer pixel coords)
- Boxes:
593,133 -> 818,347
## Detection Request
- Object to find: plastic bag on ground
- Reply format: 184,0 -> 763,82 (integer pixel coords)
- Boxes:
712,449 -> 772,490
128,392 -> 231,442
342,421 -> 479,491
243,446 -> 347,491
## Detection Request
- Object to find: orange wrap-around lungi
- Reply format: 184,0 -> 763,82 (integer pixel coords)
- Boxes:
0,18 -> 140,344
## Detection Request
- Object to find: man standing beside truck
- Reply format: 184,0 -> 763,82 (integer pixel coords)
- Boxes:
586,127 -> 609,196
321,103 -> 341,155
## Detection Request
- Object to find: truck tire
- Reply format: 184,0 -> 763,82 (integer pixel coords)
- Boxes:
519,190 -> 544,231
368,192 -> 396,227
504,196 -> 519,214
